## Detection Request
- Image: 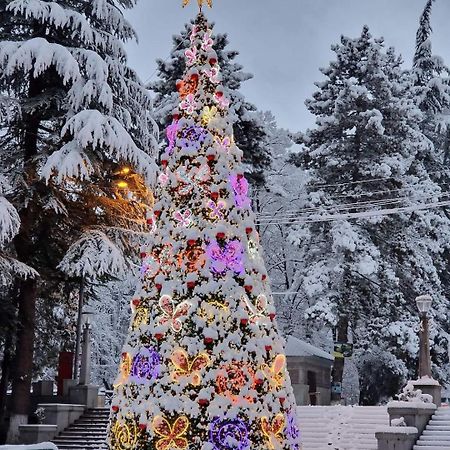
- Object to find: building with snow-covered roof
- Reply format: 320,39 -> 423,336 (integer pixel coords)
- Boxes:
285,335 -> 334,406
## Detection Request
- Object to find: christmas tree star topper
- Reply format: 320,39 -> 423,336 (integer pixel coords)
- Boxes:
182,0 -> 213,11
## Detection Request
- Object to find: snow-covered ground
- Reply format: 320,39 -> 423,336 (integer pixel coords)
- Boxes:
0,444 -> 57,450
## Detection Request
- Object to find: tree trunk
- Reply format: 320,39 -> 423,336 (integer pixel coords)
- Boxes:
0,331 -> 13,444
331,316 -> 348,404
7,72 -> 42,444
6,279 -> 37,443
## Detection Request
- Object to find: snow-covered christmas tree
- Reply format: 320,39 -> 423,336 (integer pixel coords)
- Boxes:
108,9 -> 301,450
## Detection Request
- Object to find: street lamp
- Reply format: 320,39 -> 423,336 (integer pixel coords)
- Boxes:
416,295 -> 433,379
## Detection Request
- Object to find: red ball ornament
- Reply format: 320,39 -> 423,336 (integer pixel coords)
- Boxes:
262,274 -> 267,281
140,252 -> 147,258
215,91 -> 223,98
245,227 -> 253,235
191,73 -> 199,82
204,337 -> 214,344
187,281 -> 196,289
173,113 -> 180,121
112,405 -> 119,412
269,313 -> 276,321
155,333 -> 164,341
207,155 -> 215,162
240,318 -> 248,326
161,160 -> 168,168
209,58 -> 217,66
255,378 -> 264,386
265,345 -> 272,352
244,285 -> 253,293
198,399 -> 209,407
155,283 -> 162,291
279,397 -> 286,405
237,173 -> 244,179
188,239 -> 197,247
211,192 -> 219,201
121,352 -> 127,358
154,210 -> 161,218
216,232 -> 226,240
139,424 -> 147,431
132,299 -> 140,307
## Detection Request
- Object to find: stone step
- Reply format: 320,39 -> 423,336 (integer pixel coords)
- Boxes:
413,447 -> 450,450
415,441 -> 450,446
428,425 -> 450,431
54,435 -> 107,441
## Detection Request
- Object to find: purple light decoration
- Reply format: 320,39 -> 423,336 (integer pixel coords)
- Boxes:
166,120 -> 179,155
286,411 -> 301,450
179,125 -> 208,151
206,240 -> 244,275
130,347 -> 161,383
229,175 -> 251,209
209,417 -> 250,450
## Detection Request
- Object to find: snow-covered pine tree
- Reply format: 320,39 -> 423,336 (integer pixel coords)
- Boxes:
151,21 -> 272,186
108,12 -> 301,450
0,0 -> 157,440
289,27 -> 450,404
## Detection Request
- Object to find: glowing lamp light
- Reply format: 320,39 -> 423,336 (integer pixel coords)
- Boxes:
416,295 -> 432,314
117,181 -> 128,189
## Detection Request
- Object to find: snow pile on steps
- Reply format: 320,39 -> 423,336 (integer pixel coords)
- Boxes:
0,444 -> 58,449
297,405 -> 388,450
413,406 -> 450,449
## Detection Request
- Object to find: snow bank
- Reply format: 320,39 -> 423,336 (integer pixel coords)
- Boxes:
0,443 -> 58,450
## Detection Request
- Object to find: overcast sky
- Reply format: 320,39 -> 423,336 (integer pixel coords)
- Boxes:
124,0 -> 450,131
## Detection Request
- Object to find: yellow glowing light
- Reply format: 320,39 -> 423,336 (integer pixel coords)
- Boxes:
198,300 -> 229,324
170,349 -> 210,386
113,353 -> 132,388
182,0 -> 212,10
117,181 -> 128,189
152,415 -> 190,450
121,167 -> 131,175
262,354 -> 286,389
132,307 -> 149,330
111,419 -> 139,450
201,105 -> 218,126
261,414 -> 285,450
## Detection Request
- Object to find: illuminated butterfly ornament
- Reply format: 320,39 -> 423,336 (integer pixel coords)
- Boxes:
176,163 -> 211,196
206,239 -> 244,275
172,209 -> 193,228
166,120 -> 179,155
205,67 -> 220,84
262,354 -> 286,389
182,0 -> 213,11
202,32 -> 214,51
177,244 -> 206,273
152,415 -> 190,450
201,105 -> 218,126
215,135 -> 232,153
208,199 -> 226,220
214,91 -> 230,109
176,74 -> 199,100
113,352 -> 132,388
157,295 -> 192,332
170,349 -> 210,386
180,93 -> 197,114
216,361 -> 255,404
243,294 -> 269,324
229,174 -> 251,208
184,46 -> 197,66
198,299 -> 229,324
261,414 -> 286,450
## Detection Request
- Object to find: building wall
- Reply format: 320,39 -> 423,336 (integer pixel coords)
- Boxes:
286,355 -> 333,406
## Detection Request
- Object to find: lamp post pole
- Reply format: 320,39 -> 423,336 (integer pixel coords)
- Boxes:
416,295 -> 433,379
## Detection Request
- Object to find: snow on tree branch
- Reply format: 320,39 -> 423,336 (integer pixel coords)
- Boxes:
59,230 -> 127,279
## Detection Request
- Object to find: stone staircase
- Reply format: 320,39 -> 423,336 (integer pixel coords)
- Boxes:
414,406 -> 450,449
297,405 -> 389,449
51,408 -> 109,449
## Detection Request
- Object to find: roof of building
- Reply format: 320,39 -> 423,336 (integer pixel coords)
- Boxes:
285,335 -> 334,361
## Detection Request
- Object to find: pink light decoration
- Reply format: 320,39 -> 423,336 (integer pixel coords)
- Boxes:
185,47 -> 197,66
166,120 -> 179,155
158,172 -> 169,186
215,136 -> 231,153
202,32 -> 214,51
173,209 -> 193,228
206,240 -> 244,275
214,92 -> 230,109
190,25 -> 198,43
158,295 -> 192,333
180,94 -> 197,115
229,175 -> 251,208
205,67 -> 220,84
